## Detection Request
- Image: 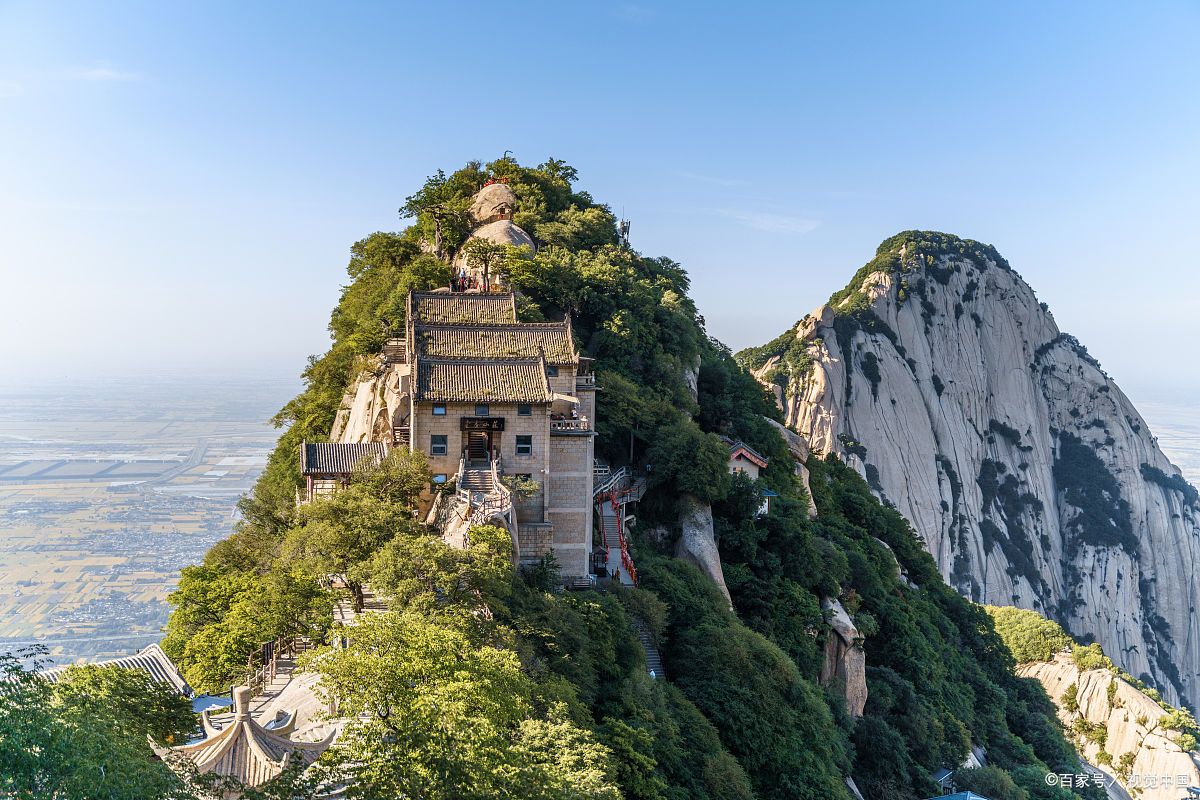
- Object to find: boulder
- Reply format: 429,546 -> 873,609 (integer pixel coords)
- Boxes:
820,597 -> 867,717
763,417 -> 818,519
469,182 -> 518,224
674,497 -> 731,604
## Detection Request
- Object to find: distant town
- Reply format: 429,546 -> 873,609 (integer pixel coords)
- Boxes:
0,375 -> 294,666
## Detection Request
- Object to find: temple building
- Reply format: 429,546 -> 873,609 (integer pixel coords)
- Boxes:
306,181 -> 598,580
400,290 -> 597,577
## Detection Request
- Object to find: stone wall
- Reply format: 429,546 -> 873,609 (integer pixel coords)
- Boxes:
411,401 -> 550,481
518,522 -> 555,563
547,433 -> 594,578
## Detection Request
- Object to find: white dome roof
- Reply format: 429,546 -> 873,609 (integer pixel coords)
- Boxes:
465,219 -> 535,250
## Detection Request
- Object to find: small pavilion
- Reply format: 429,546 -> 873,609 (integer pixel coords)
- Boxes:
162,686 -> 336,795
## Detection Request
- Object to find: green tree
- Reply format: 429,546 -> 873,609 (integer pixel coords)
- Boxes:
0,653 -> 191,799
955,766 -> 1029,800
399,169 -> 475,260
304,611 -> 619,800
284,450 -> 431,610
52,664 -> 195,745
985,606 -> 1074,663
369,524 -> 513,614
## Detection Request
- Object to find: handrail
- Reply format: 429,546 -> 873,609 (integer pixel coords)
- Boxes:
611,493 -> 638,586
594,466 -> 628,498
455,451 -> 469,503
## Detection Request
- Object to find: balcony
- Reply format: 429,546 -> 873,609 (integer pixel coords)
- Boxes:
551,417 -> 592,434
575,373 -> 596,389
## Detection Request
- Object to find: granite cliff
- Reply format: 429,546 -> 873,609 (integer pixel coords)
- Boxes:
744,232 -> 1200,707
1020,654 -> 1199,800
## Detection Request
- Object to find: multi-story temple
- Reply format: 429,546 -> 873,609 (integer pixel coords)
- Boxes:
303,180 -> 601,580
307,289 -> 597,580
401,290 -> 597,577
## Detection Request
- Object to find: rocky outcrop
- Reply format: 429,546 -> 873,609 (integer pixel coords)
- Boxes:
675,496 -> 731,603
820,598 -> 867,717
1020,654 -> 1200,800
763,417 -> 818,519
753,233 -> 1200,707
330,358 -> 408,446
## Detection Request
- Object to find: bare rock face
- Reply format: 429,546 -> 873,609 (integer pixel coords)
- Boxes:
1020,654 -> 1200,800
763,417 -> 818,519
755,233 -> 1200,707
330,359 -> 408,446
469,182 -> 518,224
675,496 -> 732,603
820,598 -> 868,717
683,355 -> 701,403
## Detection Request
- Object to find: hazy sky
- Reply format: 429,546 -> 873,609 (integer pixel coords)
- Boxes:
1,1 -> 1198,400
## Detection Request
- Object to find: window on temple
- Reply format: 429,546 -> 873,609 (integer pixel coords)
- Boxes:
432,473 -> 447,484
517,404 -> 532,416
515,435 -> 533,456
546,366 -> 559,377
432,404 -> 446,416
430,435 -> 448,456
475,404 -> 490,417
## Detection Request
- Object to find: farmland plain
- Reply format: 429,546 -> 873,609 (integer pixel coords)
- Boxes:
0,374 -> 295,666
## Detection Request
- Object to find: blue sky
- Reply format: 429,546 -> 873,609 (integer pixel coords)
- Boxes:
1,1 -> 1198,400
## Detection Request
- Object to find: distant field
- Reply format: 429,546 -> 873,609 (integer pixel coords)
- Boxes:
0,376 -> 295,666
0,460 -> 178,481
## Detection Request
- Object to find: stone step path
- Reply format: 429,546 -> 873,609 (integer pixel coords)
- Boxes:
597,502 -> 634,586
635,622 -> 664,679
459,469 -> 492,491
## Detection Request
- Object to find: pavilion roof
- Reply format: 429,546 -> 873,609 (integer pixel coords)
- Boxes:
301,442 -> 388,476
721,436 -> 769,469
163,686 -> 335,789
41,643 -> 191,697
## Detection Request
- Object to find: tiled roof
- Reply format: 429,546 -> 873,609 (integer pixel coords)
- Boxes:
415,322 -> 577,365
721,436 -> 769,468
301,442 -> 388,476
41,642 -> 191,697
416,358 -> 552,403
410,292 -> 517,325
163,686 -> 334,788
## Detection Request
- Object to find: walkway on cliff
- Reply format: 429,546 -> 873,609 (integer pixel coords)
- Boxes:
594,467 -> 646,587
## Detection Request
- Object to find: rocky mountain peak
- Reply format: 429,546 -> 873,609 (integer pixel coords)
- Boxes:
742,232 -> 1200,707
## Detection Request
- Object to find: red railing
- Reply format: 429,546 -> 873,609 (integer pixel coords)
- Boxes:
609,492 -> 638,586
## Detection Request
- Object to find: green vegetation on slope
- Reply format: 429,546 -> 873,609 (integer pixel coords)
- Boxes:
986,605 -> 1200,771
147,159 -> 1102,799
0,656 -> 195,799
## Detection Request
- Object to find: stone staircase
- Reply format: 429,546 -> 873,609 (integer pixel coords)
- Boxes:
382,338 -> 407,364
635,621 -> 664,679
600,509 -> 621,549
459,468 -> 493,493
291,719 -> 345,744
